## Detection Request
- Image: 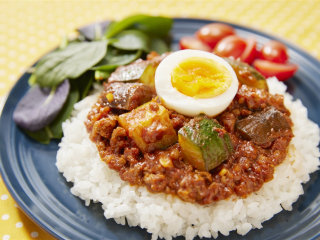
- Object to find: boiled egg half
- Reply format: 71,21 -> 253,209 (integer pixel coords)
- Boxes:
155,50 -> 239,117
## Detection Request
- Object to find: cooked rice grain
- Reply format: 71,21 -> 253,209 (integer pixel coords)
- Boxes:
56,78 -> 320,239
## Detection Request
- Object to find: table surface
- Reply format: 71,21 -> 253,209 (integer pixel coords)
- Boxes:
1,0 -> 320,239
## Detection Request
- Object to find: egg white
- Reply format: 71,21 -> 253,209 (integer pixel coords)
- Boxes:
155,50 -> 239,117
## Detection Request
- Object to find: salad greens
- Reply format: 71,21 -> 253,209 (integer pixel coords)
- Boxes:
35,40 -> 108,88
13,14 -> 173,144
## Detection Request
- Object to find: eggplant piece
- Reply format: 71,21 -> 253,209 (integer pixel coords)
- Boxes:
118,101 -> 178,153
178,116 -> 234,171
108,59 -> 159,86
103,82 -> 153,110
224,58 -> 268,91
108,52 -> 171,86
108,59 -> 150,83
235,106 -> 291,147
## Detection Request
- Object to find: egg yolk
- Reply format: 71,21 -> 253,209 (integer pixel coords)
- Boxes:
171,57 -> 233,99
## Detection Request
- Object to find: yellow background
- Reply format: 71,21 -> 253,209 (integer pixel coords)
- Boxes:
0,0 -> 320,239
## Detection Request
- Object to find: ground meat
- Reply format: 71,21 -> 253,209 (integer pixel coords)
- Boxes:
86,83 -> 294,205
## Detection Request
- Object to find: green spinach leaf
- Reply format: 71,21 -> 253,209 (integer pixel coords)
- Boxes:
23,128 -> 50,145
133,17 -> 173,38
112,30 -> 150,52
35,41 -> 107,87
49,82 -> 80,139
74,71 -> 94,100
105,14 -> 173,38
91,47 -> 142,71
151,38 -> 169,54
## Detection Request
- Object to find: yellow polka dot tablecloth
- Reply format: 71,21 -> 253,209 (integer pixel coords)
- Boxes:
0,0 -> 320,239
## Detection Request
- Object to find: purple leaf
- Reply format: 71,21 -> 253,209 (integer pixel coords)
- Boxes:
13,79 -> 70,131
77,21 -> 111,40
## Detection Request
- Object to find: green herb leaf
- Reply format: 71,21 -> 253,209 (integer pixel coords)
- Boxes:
35,41 -> 107,87
91,47 -> 142,71
23,128 -> 50,145
133,17 -> 173,38
150,38 -> 169,54
49,82 -> 80,139
105,14 -> 173,39
112,30 -> 150,52
74,71 -> 94,100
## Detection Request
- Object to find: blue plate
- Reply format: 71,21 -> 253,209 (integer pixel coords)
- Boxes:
1,18 -> 320,240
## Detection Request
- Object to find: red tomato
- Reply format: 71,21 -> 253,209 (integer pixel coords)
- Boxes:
240,37 -> 257,64
260,40 -> 288,64
213,35 -> 247,59
253,59 -> 298,81
196,23 -> 235,48
179,36 -> 211,52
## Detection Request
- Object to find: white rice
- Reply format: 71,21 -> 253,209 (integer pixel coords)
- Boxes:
56,77 -> 320,239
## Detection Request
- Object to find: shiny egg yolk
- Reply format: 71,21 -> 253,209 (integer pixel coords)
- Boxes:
171,57 -> 233,99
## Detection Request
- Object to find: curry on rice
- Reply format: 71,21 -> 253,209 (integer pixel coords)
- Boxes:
85,52 -> 294,205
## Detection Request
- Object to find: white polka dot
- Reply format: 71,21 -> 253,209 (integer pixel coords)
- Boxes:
0,46 -> 7,53
19,43 -> 27,51
8,62 -> 16,69
0,34 -> 6,43
28,36 -> 37,44
0,70 -> 6,76
18,32 -> 27,39
19,67 -> 27,73
8,39 -> 17,47
48,34 -> 56,42
1,214 -> 9,220
38,30 -> 46,37
28,25 -> 36,33
9,74 -> 18,81
39,41 -> 47,48
14,204 -> 18,207
58,28 -> 66,35
15,222 -> 23,228
8,50 -> 16,58
0,82 -> 6,90
1,194 -> 8,200
8,29 -> 16,36
19,55 -> 27,62
68,32 -> 78,40
31,232 -> 38,238
48,24 -> 56,31
29,48 -> 37,54
2,235 -> 10,240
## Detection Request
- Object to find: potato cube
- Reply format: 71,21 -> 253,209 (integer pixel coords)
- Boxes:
118,101 -> 177,153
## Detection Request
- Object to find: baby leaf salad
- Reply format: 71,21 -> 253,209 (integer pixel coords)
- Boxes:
13,14 -> 173,144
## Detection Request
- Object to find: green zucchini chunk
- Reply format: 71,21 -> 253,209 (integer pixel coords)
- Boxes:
178,116 -> 234,171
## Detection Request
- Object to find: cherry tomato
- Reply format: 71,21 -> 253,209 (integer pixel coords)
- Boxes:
260,40 -> 288,64
253,59 -> 298,81
240,37 -> 257,64
179,36 -> 211,52
196,23 -> 235,48
213,35 -> 247,59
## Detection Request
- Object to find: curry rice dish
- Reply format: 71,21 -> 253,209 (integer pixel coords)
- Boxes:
56,54 -> 320,239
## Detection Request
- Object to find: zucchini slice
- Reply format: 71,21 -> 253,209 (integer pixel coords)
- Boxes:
178,116 -> 234,171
